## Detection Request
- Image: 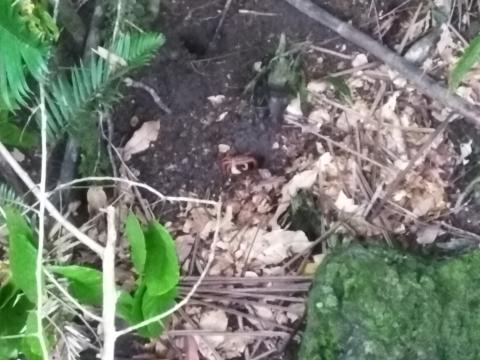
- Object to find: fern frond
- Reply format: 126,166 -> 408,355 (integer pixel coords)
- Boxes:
0,0 -> 49,110
45,31 -> 164,140
112,32 -> 165,67
0,183 -> 23,213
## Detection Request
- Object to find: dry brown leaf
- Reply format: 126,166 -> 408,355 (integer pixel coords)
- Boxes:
122,120 -> 160,161
86,186 -> 107,213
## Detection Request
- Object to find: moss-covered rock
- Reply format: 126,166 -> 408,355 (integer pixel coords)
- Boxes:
299,244 -> 480,360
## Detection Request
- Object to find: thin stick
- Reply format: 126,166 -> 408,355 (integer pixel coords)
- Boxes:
35,83 -> 49,360
0,143 -> 104,256
211,0 -> 234,47
115,201 -> 222,337
123,78 -> 172,114
166,330 -> 290,338
101,206 -> 118,360
283,0 -> 480,125
53,176 -> 218,206
369,114 -> 456,219
286,118 -> 394,172
44,270 -> 102,322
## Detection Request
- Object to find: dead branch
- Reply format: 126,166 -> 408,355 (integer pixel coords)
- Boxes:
283,0 -> 480,126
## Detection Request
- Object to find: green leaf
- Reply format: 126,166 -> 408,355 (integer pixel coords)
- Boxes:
0,0 -> 49,110
450,33 -> 480,89
144,222 -> 179,296
141,287 -> 177,337
44,31 -> 164,140
0,112 -> 38,148
116,291 -> 134,323
5,208 -> 38,302
327,76 -> 352,103
21,311 -> 45,360
125,212 -> 146,274
124,283 -> 177,338
50,265 -> 102,306
0,284 -> 33,359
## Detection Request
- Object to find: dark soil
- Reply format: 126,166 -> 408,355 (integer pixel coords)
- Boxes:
113,0 -> 410,204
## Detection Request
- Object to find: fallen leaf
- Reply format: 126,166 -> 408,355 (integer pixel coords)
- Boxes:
334,191 -> 358,213
352,53 -> 368,67
208,95 -> 226,107
287,169 -> 318,196
416,224 -> 442,244
198,309 -> 228,347
86,186 -> 107,213
123,120 -> 160,161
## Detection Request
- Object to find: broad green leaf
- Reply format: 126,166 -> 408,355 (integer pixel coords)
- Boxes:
450,33 -> 480,89
327,76 -> 352,103
5,209 -> 38,302
116,291 -> 134,324
0,116 -> 39,148
50,265 -> 102,305
125,283 -> 177,338
130,284 -> 150,337
21,311 -> 44,360
141,287 -> 177,337
0,284 -> 33,359
124,213 -> 146,274
144,222 -> 179,296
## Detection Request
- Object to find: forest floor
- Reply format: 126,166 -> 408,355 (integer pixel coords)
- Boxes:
71,0 -> 480,358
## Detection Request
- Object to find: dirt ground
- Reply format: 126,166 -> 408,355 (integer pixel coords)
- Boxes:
113,0 -> 410,203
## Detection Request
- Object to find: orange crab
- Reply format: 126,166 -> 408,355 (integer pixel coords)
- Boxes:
219,154 -> 258,175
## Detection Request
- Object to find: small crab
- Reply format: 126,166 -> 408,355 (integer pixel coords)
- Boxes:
220,154 -> 258,175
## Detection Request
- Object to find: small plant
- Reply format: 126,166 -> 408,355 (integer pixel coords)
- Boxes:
0,208 -> 179,358
0,0 -> 178,358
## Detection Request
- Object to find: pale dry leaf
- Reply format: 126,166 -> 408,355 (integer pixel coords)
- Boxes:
286,95 -> 303,117
86,186 -> 107,213
252,229 -> 310,265
416,224 -> 442,244
11,148 -> 25,162
287,169 -> 318,196
217,111 -> 229,122
198,309 -> 228,348
460,140 -> 472,165
123,120 -> 160,161
308,108 -> 330,127
334,190 -> 358,213
352,53 -> 368,67
307,80 -> 328,93
218,144 -> 231,153
175,234 -> 195,263
208,95 -> 226,107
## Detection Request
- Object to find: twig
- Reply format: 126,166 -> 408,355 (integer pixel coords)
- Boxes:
35,83 -> 50,360
238,9 -> 278,16
101,206 -> 118,360
166,330 -> 290,338
286,118 -> 394,172
0,143 -> 104,256
283,0 -> 480,125
368,114 -> 456,219
52,176 -> 218,206
210,0 -> 234,48
123,78 -> 172,114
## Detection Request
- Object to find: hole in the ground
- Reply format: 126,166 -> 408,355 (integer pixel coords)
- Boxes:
179,29 -> 209,57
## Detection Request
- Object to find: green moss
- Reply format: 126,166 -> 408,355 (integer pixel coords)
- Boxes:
299,244 -> 480,360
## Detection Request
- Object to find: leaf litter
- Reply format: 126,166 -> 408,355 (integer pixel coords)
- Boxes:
149,7 -> 480,358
